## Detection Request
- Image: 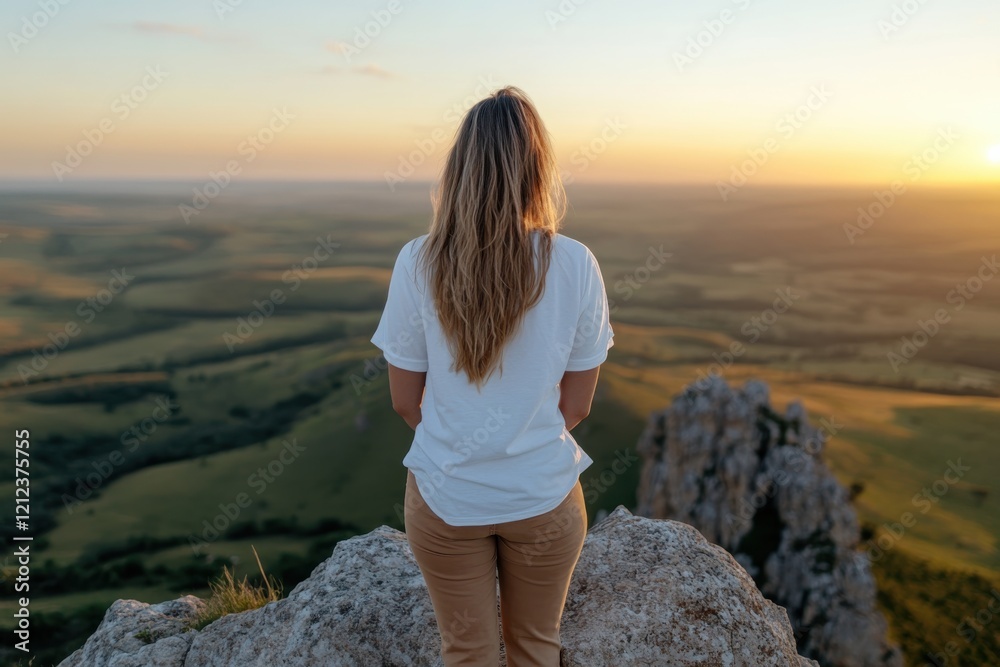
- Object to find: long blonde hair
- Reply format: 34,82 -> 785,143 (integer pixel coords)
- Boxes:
417,86 -> 566,389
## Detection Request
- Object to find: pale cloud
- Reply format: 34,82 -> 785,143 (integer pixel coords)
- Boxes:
354,64 -> 397,79
131,21 -> 205,38
123,21 -> 252,45
319,63 -> 398,80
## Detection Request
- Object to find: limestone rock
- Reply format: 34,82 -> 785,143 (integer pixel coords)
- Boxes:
561,506 -> 818,667
635,375 -> 903,667
58,597 -> 205,667
59,507 -> 817,666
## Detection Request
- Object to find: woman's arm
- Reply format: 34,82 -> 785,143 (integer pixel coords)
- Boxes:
387,363 -> 426,430
558,367 -> 601,430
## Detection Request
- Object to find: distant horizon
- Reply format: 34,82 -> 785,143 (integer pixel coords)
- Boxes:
0,177 -> 997,192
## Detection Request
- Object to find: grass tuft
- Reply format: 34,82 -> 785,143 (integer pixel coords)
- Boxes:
189,545 -> 283,631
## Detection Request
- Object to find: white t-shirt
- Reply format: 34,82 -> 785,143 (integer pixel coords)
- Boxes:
370,231 -> 614,526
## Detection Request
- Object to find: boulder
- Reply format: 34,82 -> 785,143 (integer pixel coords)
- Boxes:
60,506 -> 818,666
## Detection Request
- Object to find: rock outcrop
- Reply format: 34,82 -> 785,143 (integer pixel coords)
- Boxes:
636,376 -> 903,667
60,506 -> 819,667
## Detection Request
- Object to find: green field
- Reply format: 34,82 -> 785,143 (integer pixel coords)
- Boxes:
0,182 -> 998,665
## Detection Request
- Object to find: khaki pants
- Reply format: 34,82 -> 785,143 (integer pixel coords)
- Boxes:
404,469 -> 588,666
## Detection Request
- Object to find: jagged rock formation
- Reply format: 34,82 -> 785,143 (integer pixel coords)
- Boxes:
636,376 -> 904,667
60,506 -> 819,667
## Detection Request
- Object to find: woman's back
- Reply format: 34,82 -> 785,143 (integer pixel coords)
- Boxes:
371,229 -> 614,525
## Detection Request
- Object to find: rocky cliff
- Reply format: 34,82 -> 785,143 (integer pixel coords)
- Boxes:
59,506 -> 819,667
635,376 -> 904,667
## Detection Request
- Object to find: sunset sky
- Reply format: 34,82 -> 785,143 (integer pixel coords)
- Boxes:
1,0 -> 998,186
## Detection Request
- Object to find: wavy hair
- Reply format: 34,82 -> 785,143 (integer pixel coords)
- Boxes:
416,86 -> 566,389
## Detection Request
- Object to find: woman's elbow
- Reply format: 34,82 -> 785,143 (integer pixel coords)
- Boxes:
392,401 -> 413,417
562,405 -> 591,429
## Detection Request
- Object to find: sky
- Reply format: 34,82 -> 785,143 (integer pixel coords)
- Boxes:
1,0 -> 998,187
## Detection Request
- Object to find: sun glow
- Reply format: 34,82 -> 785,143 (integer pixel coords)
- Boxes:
989,145 -> 1000,164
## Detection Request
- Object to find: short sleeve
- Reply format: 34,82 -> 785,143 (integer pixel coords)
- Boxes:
370,240 -> 429,372
566,248 -> 615,371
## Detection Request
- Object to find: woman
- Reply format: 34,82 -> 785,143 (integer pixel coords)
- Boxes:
370,85 -> 614,666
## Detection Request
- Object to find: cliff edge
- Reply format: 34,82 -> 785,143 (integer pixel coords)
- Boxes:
59,506 -> 819,667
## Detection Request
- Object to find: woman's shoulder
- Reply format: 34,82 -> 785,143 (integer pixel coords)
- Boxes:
397,234 -> 429,264
551,232 -> 597,265
405,234 -> 429,251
